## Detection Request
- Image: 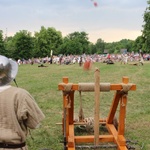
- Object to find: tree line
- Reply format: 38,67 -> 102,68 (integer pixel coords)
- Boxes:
0,0 -> 150,60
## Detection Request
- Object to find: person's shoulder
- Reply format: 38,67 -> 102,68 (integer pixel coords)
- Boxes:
10,86 -> 30,95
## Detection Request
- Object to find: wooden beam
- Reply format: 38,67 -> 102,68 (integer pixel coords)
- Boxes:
106,124 -> 118,140
94,68 -> 100,145
117,135 -> 126,146
68,91 -> 74,125
107,91 -> 121,124
107,124 -> 128,150
68,148 -> 75,150
68,125 -> 75,148
63,77 -> 69,83
56,119 -> 107,125
122,77 -> 129,84
117,135 -> 128,150
58,83 -> 136,91
75,135 -> 114,143
118,95 -> 127,135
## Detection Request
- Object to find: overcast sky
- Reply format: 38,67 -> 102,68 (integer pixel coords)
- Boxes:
0,0 -> 148,43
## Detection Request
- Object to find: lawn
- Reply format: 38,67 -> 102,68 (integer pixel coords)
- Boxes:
13,61 -> 150,150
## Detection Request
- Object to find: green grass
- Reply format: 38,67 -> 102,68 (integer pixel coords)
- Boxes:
12,61 -> 150,150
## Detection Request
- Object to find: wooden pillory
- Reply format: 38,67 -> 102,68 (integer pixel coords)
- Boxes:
58,68 -> 136,150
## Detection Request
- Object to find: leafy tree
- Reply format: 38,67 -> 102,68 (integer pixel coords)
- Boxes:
104,39 -> 134,54
95,38 -> 105,54
142,0 -> 150,52
4,36 -> 15,58
132,36 -> 145,52
0,30 -> 5,55
34,26 -> 63,57
59,31 -> 90,55
88,42 -> 96,54
118,39 -> 134,53
12,30 -> 34,60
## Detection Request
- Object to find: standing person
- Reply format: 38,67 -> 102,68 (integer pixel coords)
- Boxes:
139,51 -> 144,65
120,54 -> 128,64
0,55 -> 45,150
106,53 -> 111,60
79,56 -> 83,66
83,57 -> 92,70
59,55 -> 63,65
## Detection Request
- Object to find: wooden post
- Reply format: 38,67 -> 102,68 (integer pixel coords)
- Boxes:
63,77 -> 69,84
69,91 -> 74,125
62,77 -> 69,150
118,77 -> 129,135
94,68 -> 100,145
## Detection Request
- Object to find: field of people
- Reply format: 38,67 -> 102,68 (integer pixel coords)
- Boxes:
14,61 -> 150,150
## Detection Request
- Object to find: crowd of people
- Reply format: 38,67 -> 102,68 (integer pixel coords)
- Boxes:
17,52 -> 150,66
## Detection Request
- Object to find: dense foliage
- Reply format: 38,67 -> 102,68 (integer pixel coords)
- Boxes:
0,1 -> 150,59
0,30 -> 5,56
142,0 -> 150,52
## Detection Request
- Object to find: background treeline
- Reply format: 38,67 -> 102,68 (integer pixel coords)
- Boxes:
0,0 -> 150,60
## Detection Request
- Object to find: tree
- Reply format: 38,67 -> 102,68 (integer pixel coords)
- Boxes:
104,39 -> 134,54
4,36 -> 15,58
89,42 -> 96,54
95,38 -> 105,54
59,31 -> 90,55
117,39 -> 134,53
12,30 -> 34,60
142,0 -> 150,52
34,26 -> 63,57
132,36 -> 145,52
0,30 -> 5,55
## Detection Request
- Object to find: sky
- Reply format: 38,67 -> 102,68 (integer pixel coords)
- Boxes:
0,0 -> 148,43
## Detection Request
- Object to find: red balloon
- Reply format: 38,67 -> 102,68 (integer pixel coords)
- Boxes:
94,2 -> 98,7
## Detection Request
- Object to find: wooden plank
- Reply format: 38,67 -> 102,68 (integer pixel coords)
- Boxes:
75,135 -> 114,143
107,91 -> 121,124
68,91 -> 74,125
117,135 -> 128,150
68,125 -> 75,148
58,83 -> 136,91
56,119 -> 107,125
122,77 -> 129,84
118,95 -> 127,135
63,77 -> 69,83
107,124 -> 128,150
106,124 -> 118,139
117,135 -> 126,146
68,148 -> 75,150
94,68 -> 100,145
117,146 -> 128,150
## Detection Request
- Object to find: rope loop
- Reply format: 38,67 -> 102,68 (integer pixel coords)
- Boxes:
61,83 -> 73,92
120,83 -> 133,95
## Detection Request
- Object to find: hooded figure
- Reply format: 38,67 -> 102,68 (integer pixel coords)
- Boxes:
0,55 -> 45,150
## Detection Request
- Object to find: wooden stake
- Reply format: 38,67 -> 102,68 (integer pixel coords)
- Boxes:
94,68 -> 100,145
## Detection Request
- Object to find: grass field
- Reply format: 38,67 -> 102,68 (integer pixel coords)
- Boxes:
13,61 -> 150,150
